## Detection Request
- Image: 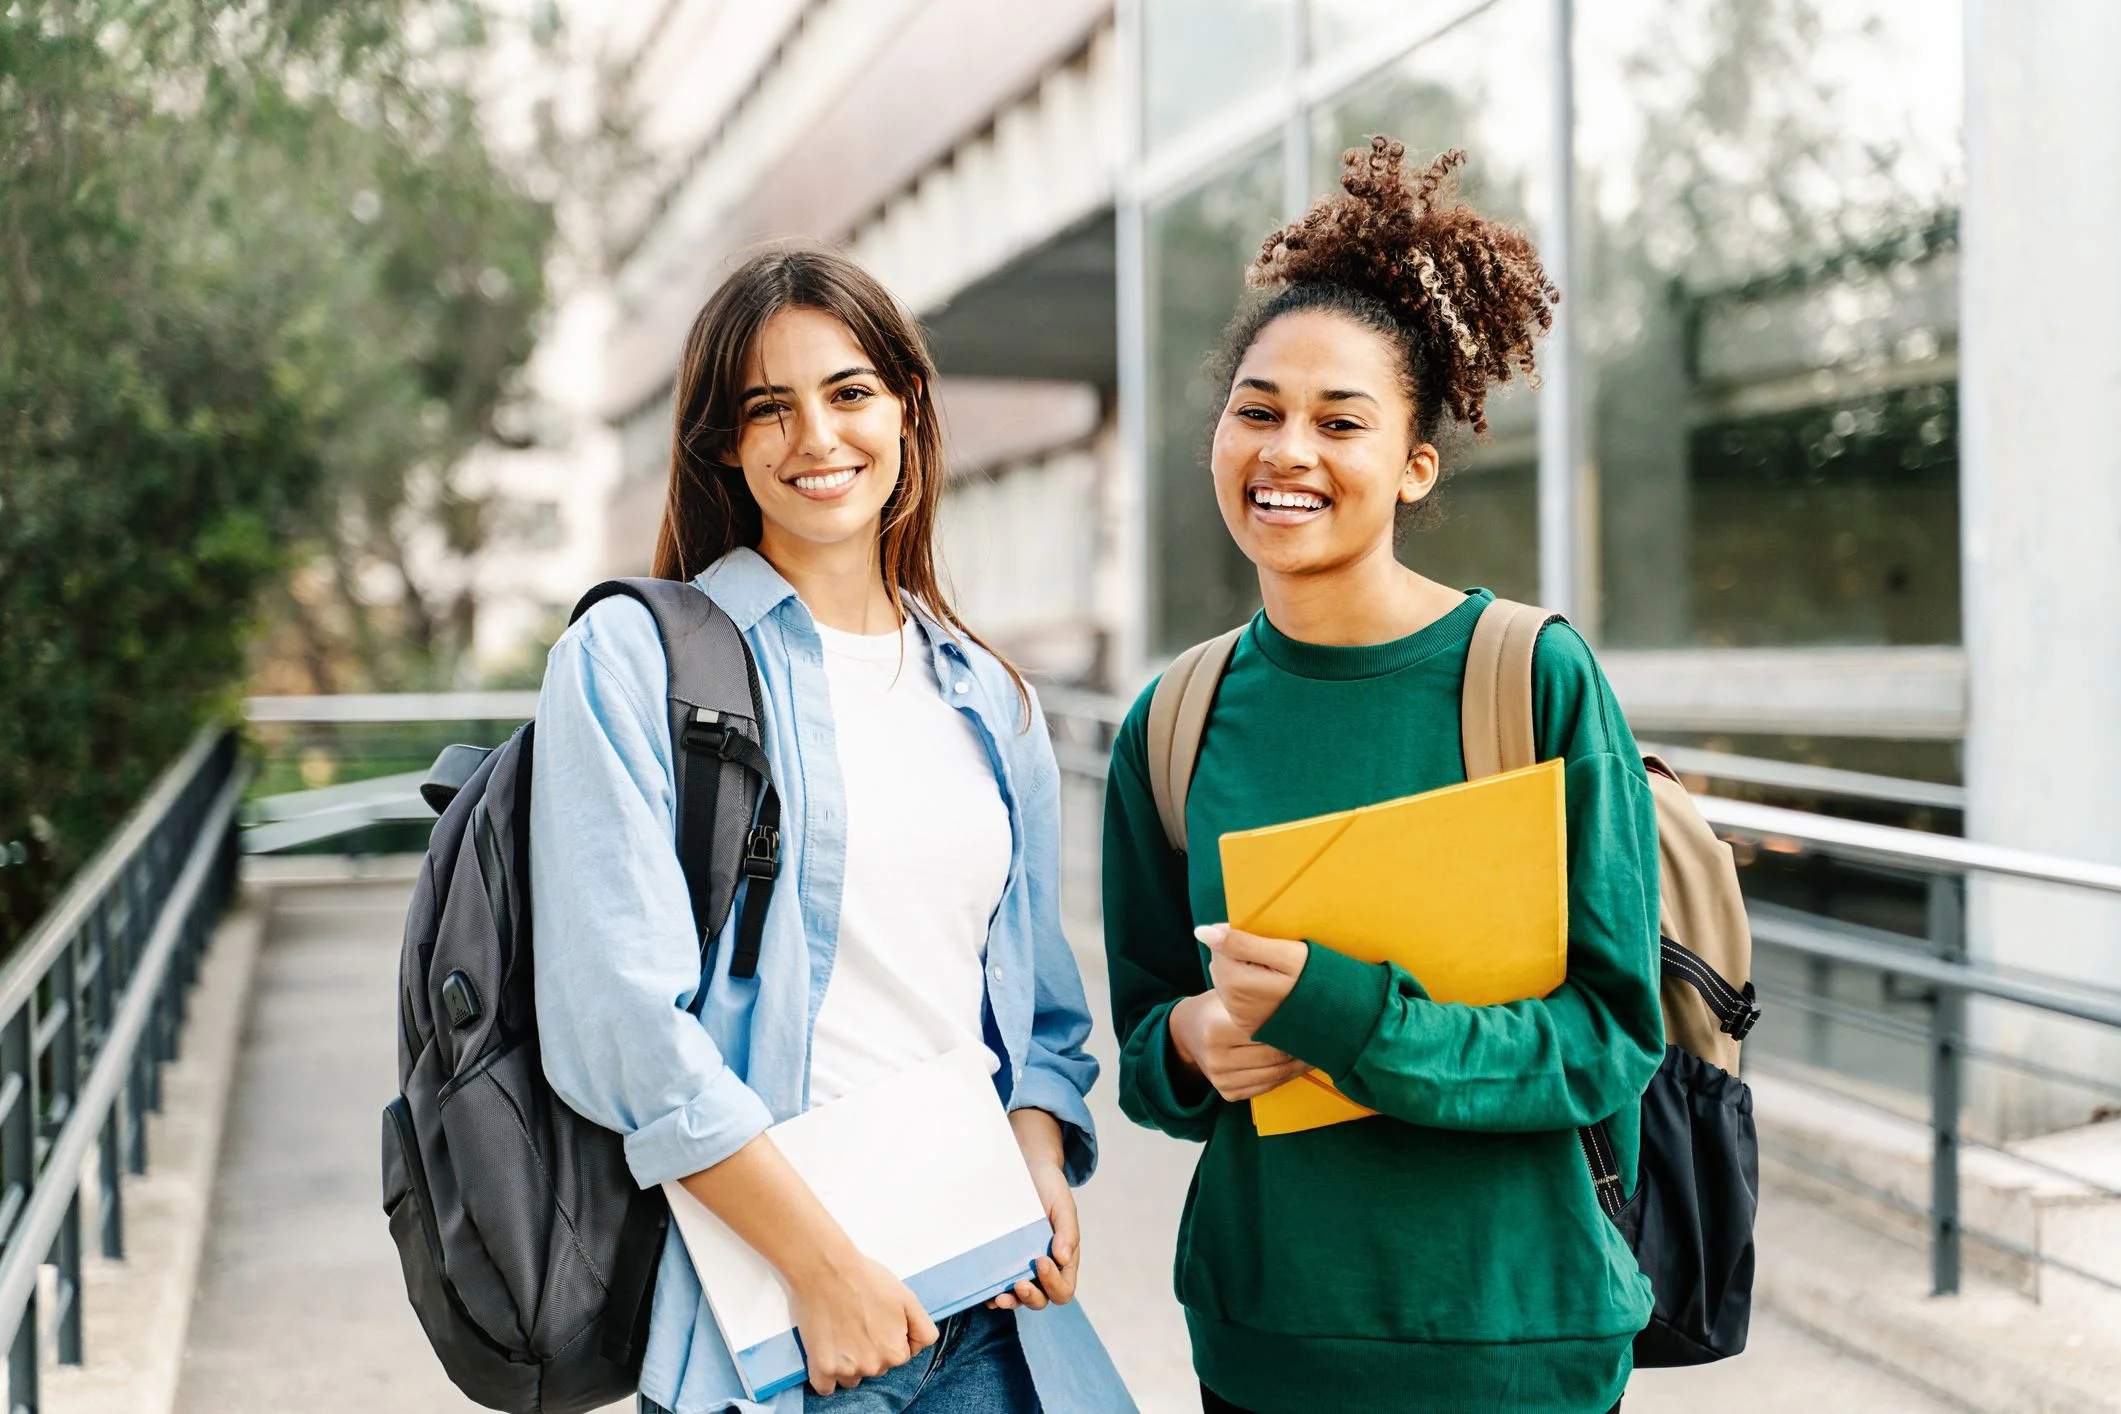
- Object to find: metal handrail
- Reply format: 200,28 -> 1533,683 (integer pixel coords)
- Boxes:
0,727 -> 241,1411
241,771 -> 434,855
245,690 -> 538,723
1699,794 -> 2121,895
0,730 -> 224,1020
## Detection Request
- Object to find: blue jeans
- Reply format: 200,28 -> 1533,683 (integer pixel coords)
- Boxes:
640,1305 -> 1040,1413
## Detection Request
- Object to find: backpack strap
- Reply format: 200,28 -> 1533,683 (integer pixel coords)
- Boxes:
569,579 -> 781,981
1661,936 -> 1761,1041
599,1185 -> 669,1367
1462,597 -> 1642,1217
1460,597 -> 1563,779
1577,1118 -> 1628,1220
1145,626 -> 1246,855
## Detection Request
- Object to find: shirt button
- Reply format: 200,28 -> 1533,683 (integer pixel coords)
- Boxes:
990,965 -> 1004,983
954,681 -> 970,695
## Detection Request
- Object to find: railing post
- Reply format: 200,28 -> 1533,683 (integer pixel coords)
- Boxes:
87,903 -> 121,1262
1928,871 -> 1966,1297
123,862 -> 149,1177
3,1008 -> 37,1413
49,943 -> 81,1365
97,1108 -> 122,1262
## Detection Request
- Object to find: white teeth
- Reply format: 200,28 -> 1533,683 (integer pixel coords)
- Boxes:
793,469 -> 858,491
1253,487 -> 1327,511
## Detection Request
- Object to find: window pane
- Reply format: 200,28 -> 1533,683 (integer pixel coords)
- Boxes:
1309,0 -> 1471,61
1142,0 -> 1296,150
1146,140 -> 1285,653
1579,0 -> 1964,647
1309,0 -> 1548,603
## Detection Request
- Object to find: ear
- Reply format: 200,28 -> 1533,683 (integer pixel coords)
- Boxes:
1399,442 -> 1442,504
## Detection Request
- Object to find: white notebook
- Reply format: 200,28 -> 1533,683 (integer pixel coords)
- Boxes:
662,1044 -> 1053,1401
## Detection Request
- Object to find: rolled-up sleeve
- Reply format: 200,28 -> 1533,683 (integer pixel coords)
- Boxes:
530,603 -> 773,1188
1009,692 -> 1100,1185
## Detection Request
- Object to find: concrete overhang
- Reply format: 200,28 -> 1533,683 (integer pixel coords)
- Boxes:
922,209 -> 1117,386
601,0 -> 1113,419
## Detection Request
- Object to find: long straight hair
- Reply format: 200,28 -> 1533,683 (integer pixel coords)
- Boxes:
651,243 -> 1030,720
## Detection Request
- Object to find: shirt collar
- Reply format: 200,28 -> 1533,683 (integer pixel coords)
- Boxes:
692,547 -> 971,665
691,547 -> 799,633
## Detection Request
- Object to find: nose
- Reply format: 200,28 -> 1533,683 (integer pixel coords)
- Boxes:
1259,422 -> 1319,473
790,399 -> 841,461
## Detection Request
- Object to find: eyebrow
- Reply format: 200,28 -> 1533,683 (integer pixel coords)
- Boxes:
1234,376 -> 1379,407
740,366 -> 880,402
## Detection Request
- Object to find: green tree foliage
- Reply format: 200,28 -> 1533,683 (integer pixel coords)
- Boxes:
0,1 -> 559,937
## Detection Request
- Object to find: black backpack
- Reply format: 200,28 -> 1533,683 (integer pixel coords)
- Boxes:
381,578 -> 783,1413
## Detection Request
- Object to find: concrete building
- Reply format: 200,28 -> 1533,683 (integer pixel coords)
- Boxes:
540,0 -> 2115,1138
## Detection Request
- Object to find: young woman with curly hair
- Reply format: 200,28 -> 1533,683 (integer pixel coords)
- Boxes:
1102,140 -> 1661,1414
532,245 -> 1132,1413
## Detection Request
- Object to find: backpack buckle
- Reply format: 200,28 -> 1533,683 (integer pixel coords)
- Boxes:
682,709 -> 732,756
684,708 -> 757,762
1724,983 -> 1761,1042
741,825 -> 780,880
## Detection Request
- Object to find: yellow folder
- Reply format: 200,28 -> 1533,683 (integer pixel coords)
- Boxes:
1218,759 -> 1568,1137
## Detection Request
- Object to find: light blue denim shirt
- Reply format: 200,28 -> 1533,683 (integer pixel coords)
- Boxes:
530,548 -> 1124,1414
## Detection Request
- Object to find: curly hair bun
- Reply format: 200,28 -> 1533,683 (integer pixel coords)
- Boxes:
1249,138 -> 1558,435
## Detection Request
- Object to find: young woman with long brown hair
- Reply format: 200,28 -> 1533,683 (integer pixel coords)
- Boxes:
1103,140 -> 1661,1414
529,246 -> 1129,1413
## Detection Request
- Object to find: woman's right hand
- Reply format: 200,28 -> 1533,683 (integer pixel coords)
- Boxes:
1167,991 -> 1316,1101
790,1252 -> 938,1395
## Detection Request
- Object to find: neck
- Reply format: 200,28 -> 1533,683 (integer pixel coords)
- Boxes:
1257,540 -> 1463,647
755,523 -> 901,635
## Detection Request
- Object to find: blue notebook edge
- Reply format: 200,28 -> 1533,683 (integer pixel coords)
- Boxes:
737,1217 -> 1056,1400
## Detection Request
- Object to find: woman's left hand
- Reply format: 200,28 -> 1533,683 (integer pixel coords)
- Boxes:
991,1110 -> 1079,1312
1198,923 -> 1309,1035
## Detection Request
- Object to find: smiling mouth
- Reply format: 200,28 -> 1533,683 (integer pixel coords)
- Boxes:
789,468 -> 861,498
1248,483 -> 1331,520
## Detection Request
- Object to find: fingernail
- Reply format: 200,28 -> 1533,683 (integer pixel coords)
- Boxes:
1194,923 -> 1229,948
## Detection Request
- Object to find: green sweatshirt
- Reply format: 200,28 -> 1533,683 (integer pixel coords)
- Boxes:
1103,590 -> 1664,1414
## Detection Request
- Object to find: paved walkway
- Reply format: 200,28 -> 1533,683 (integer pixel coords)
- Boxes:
173,875 -> 1954,1413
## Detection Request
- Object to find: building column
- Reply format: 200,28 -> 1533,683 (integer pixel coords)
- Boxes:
1960,0 -> 2121,1138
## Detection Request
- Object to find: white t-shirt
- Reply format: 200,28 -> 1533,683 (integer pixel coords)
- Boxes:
805,618 -> 1013,1109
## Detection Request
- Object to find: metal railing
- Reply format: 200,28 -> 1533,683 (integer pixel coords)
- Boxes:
0,727 -> 243,1413
1039,691 -> 2121,1303
241,693 -> 530,854
236,688 -> 2121,1306
1699,800 -> 2121,1299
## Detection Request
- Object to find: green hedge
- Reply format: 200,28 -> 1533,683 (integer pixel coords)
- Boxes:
1,2 -> 558,940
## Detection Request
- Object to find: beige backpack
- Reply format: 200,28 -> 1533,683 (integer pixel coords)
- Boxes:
1144,597 -> 1763,1364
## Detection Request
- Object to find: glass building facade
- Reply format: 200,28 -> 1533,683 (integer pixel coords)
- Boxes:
1123,0 -> 1964,661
